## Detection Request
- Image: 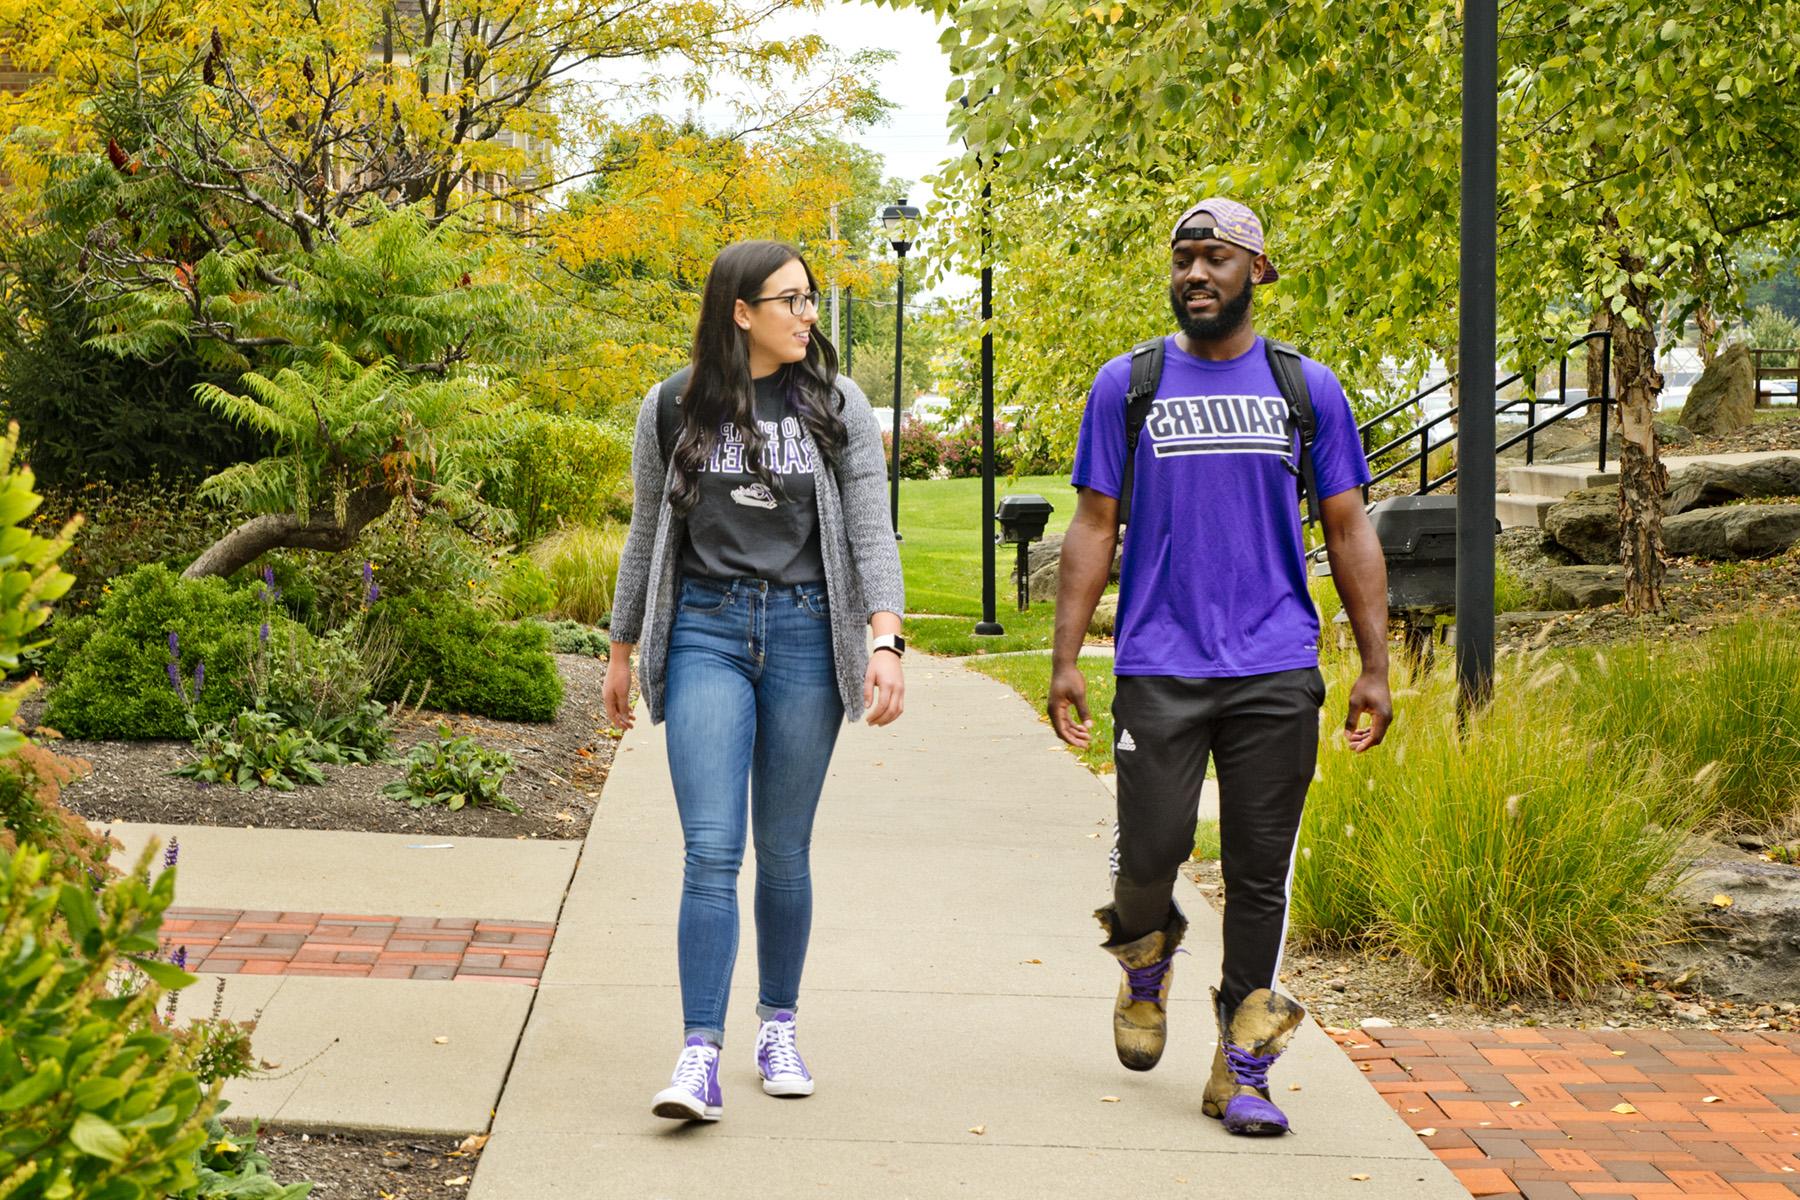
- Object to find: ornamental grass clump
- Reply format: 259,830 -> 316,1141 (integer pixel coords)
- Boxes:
1291,648 -> 1699,1002
1569,621 -> 1800,838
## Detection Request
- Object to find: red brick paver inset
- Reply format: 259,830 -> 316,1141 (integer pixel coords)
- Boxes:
158,908 -> 554,986
1333,1025 -> 1800,1199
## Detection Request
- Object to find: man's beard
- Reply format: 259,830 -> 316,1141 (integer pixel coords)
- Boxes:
1170,277 -> 1253,341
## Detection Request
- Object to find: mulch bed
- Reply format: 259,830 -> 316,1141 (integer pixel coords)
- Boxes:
246,1127 -> 486,1200
49,654 -> 618,840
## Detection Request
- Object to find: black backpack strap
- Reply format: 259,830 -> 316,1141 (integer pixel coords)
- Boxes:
656,366 -> 693,465
1117,337 -> 1164,527
1264,338 -> 1320,525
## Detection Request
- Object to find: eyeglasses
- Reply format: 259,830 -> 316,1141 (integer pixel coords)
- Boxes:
746,290 -> 822,317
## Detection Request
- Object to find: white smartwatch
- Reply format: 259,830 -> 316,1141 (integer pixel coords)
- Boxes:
871,634 -> 906,658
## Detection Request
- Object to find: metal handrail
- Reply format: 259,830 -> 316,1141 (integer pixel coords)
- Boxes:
1358,331 -> 1613,498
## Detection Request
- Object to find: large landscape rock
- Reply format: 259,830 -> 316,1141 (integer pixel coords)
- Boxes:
1544,420 -> 1694,465
1658,854 -> 1800,1002
1496,525 -> 1579,581
1679,343 -> 1757,435
1666,455 -> 1800,514
1088,592 -> 1118,637
1012,530 -> 1123,602
1541,564 -> 1625,609
1542,487 -> 1621,564
1663,504 -> 1800,560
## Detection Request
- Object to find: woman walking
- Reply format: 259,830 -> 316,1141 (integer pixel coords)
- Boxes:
603,240 -> 906,1122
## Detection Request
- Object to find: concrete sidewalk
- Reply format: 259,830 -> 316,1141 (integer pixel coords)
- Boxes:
104,824 -> 580,1133
471,659 -> 1464,1198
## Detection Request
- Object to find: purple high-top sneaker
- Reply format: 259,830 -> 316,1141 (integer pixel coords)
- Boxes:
755,1011 -> 814,1097
652,1036 -> 723,1121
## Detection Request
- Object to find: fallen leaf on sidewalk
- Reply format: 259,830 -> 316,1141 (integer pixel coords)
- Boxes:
1509,1101 -> 1524,1108
1350,1174 -> 1370,1182
1358,1063 -> 1372,1072
434,1036 -> 450,1045
968,1125 -> 986,1136
1702,1096 -> 1721,1104
1612,1102 -> 1638,1115
1288,1084 -> 1303,1092
1022,958 -> 1042,964
458,1134 -> 489,1154
1611,1050 -> 1627,1057
1417,1128 -> 1438,1137
1405,1107 -> 1420,1113
1100,1096 -> 1120,1103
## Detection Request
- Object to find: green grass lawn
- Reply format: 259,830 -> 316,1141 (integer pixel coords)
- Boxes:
961,652 -> 1117,773
896,473 -> 1116,656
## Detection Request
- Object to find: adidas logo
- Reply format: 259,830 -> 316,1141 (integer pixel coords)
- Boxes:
1117,729 -> 1136,752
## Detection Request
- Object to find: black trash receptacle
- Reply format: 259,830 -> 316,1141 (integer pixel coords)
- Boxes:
995,495 -> 1055,611
1367,495 -> 1461,612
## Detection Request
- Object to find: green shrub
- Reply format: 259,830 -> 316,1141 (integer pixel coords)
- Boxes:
530,524 -> 625,626
377,594 -> 563,722
1291,650 -> 1696,1001
487,554 -> 556,620
0,845 -> 214,1200
535,618 -> 610,658
1570,622 -> 1800,836
383,727 -> 518,812
173,710 -> 334,792
0,425 -> 79,753
32,476 -> 239,616
489,410 -> 633,543
43,564 -> 307,740
278,516 -> 488,632
262,619 -> 397,759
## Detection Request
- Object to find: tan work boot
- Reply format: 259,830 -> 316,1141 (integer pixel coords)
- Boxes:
1202,987 -> 1306,1135
1095,905 -> 1188,1071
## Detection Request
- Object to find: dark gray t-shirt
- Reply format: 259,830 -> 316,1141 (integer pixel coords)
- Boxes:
678,374 -> 824,586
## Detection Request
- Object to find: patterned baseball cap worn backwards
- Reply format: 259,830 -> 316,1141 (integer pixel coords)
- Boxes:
1170,198 -> 1279,283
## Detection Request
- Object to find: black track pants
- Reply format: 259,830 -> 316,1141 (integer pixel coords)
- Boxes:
1110,667 -> 1324,1014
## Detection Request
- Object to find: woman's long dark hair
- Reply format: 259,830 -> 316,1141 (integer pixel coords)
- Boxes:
669,240 -> 848,515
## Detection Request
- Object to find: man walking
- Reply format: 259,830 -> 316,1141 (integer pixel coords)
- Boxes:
1049,198 -> 1392,1137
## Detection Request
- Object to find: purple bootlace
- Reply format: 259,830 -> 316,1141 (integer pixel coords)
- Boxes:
1224,1043 -> 1278,1091
1121,957 -> 1172,1003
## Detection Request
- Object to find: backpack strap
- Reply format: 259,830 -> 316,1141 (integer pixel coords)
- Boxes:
1264,338 -> 1320,525
656,366 -> 693,464
1117,337 -> 1165,528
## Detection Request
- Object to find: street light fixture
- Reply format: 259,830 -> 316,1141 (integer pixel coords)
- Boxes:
881,200 -> 921,542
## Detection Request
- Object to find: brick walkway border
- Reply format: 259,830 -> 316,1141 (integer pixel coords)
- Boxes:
159,907 -> 554,985
1333,1026 -> 1800,1199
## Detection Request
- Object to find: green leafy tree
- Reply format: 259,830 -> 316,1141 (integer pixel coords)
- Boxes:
897,0 -> 1800,613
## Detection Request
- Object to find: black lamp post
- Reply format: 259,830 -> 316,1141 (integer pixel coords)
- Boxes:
961,94 -> 1004,636
881,201 -> 921,542
1455,0 -> 1498,714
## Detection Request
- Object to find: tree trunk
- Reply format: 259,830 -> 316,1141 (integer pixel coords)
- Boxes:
1586,305 -> 1609,397
1609,271 -> 1667,615
1694,300 -> 1720,366
182,485 -> 394,579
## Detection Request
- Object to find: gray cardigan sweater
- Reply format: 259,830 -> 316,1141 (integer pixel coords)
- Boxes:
609,372 -> 906,724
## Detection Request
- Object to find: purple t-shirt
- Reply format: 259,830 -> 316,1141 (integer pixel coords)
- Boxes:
1071,335 -> 1371,679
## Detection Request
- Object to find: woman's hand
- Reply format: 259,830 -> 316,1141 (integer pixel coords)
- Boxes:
863,650 -> 905,726
603,646 -> 636,731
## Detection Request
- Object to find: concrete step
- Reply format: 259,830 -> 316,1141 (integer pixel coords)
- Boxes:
1506,463 -> 1618,497
1497,493 -> 1558,529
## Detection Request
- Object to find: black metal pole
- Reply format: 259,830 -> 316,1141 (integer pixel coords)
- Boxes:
1455,0 -> 1498,712
890,250 -> 906,541
976,177 -> 1004,636
843,287 -> 853,375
